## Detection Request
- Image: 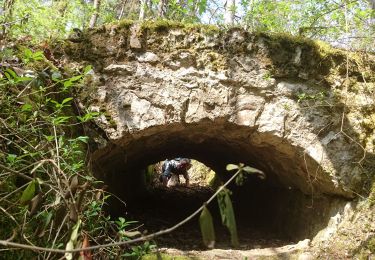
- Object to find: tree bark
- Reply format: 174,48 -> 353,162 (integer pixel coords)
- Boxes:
158,0 -> 167,18
89,0 -> 101,28
224,0 -> 235,24
139,0 -> 148,20
118,0 -> 126,20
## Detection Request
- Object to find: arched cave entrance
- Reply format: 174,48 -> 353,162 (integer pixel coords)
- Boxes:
91,121 -> 349,250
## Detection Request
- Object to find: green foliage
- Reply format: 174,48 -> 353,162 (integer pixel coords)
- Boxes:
217,188 -> 239,247
65,219 -> 82,260
122,241 -> 156,259
296,91 -> 328,108
0,46 -> 143,258
241,0 -> 374,50
198,163 -> 264,248
19,179 -> 37,205
226,163 -> 265,186
116,217 -> 139,239
21,48 -> 45,64
2,0 -> 373,50
199,204 -> 216,248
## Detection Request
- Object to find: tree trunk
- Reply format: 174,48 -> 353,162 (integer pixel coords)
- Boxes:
118,0 -> 126,20
158,0 -> 167,18
139,0 -> 148,20
224,0 -> 235,24
89,0 -> 101,28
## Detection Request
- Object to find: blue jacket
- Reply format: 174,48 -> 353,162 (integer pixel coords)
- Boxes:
162,159 -> 189,178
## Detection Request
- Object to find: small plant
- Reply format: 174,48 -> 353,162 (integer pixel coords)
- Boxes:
122,241 -> 156,259
262,71 -> 272,80
0,48 -> 140,259
199,163 -> 265,249
297,91 -> 326,104
21,48 -> 45,64
115,217 -> 139,240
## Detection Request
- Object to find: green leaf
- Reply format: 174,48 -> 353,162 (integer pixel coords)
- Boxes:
33,51 -> 45,61
44,135 -> 54,142
65,241 -> 74,260
23,48 -> 33,58
76,136 -> 89,143
63,80 -> 73,89
242,166 -> 263,174
69,75 -> 83,82
6,154 -> 17,163
77,111 -> 99,122
198,0 -> 208,14
217,188 -> 239,247
20,180 -> 36,205
199,205 -> 215,249
5,68 -> 17,79
61,97 -> 73,105
52,116 -> 72,125
70,219 -> 81,241
242,166 -> 265,179
226,164 -> 239,171
21,104 -> 33,112
51,71 -> 62,81
83,65 -> 93,74
65,219 -> 81,260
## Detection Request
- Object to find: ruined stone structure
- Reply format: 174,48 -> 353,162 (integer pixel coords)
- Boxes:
64,22 -> 375,248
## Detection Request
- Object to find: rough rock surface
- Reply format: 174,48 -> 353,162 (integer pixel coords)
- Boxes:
64,22 -> 375,258
65,23 -> 375,198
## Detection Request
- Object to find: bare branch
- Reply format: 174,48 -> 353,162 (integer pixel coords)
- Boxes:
0,167 -> 243,254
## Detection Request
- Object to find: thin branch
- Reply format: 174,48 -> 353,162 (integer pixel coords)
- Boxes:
0,163 -> 34,182
0,206 -> 20,229
0,14 -> 29,27
0,168 -> 243,254
45,214 -> 68,260
0,182 -> 29,204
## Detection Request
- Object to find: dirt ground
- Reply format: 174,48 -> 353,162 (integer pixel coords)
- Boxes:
126,184 -> 309,259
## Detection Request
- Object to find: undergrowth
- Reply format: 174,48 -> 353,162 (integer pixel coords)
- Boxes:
0,44 -> 149,259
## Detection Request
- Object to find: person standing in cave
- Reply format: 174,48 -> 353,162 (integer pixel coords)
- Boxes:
160,158 -> 192,187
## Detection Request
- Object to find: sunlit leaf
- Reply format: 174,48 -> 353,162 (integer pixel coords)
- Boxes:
61,97 -> 73,105
21,104 -> 33,112
20,180 -> 36,205
76,136 -> 89,143
242,166 -> 263,174
44,135 -> 54,142
65,219 -> 82,260
122,231 -> 142,238
6,154 -> 17,163
226,164 -> 239,171
65,241 -> 74,260
52,116 -> 72,125
83,65 -> 93,75
199,205 -> 215,249
5,68 -> 17,79
33,51 -> 45,61
69,75 -> 83,82
217,188 -> 239,247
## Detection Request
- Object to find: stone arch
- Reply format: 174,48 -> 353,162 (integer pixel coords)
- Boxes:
66,23 -> 375,247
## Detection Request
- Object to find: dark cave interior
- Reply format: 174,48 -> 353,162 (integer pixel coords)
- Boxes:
91,124 -> 348,250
